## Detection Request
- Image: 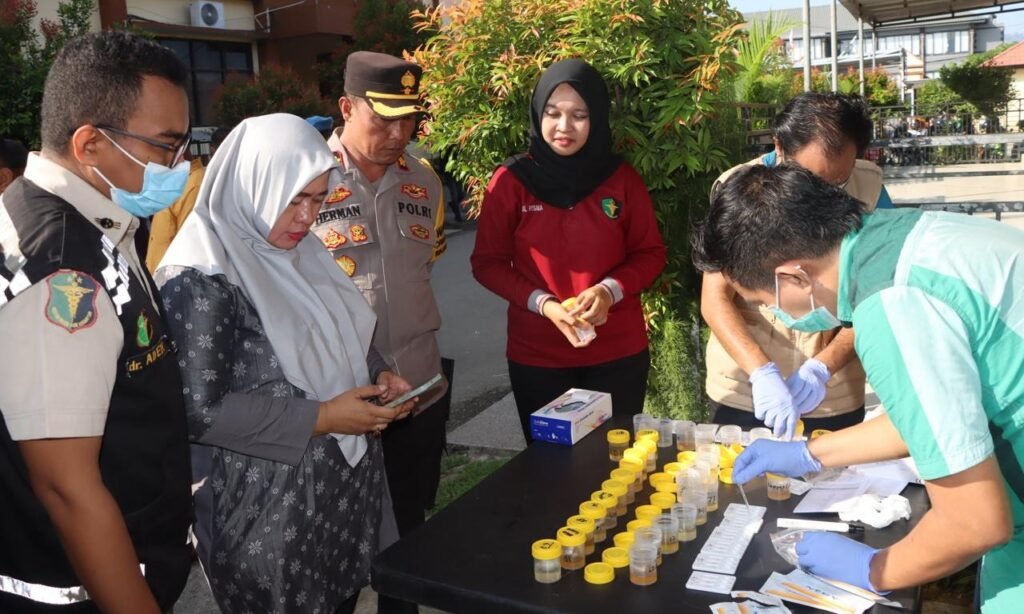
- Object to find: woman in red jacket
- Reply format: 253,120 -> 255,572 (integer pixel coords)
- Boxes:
472,59 -> 667,441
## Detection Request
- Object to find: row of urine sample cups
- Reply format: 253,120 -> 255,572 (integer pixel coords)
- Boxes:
634,414 -> 700,452
633,414 -> 673,447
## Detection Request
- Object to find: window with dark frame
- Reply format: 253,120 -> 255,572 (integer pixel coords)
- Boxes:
158,38 -> 254,127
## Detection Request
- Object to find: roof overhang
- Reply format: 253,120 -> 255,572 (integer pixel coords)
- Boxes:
840,0 -> 1024,27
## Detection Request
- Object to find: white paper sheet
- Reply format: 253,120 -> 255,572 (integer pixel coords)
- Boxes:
793,483 -> 868,514
854,458 -> 923,485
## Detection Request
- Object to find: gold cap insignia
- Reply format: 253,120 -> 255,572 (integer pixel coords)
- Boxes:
401,70 -> 416,95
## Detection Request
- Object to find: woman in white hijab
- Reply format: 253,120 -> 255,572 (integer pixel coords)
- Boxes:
156,114 -> 413,614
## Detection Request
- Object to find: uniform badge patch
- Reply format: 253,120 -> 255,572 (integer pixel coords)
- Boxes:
401,184 -> 429,200
322,228 -> 348,250
336,255 -> 357,277
45,270 -> 99,333
136,312 -> 153,348
397,155 -> 410,172
601,197 -> 621,220
409,224 -> 430,240
325,185 -> 352,204
350,225 -> 369,243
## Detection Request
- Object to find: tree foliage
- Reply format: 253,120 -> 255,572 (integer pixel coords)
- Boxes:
733,11 -> 795,104
0,0 -> 94,147
316,0 -> 427,100
941,45 -> 1016,121
411,0 -> 746,420
213,64 -> 329,128
412,0 -> 743,208
916,78 -> 976,116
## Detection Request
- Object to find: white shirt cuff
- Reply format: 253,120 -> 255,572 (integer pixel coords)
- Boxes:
599,278 -> 624,304
529,290 -> 557,314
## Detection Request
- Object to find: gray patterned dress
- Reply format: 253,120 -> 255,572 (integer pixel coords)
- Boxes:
158,266 -> 388,614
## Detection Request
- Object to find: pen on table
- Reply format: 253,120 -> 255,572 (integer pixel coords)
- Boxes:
776,518 -> 865,533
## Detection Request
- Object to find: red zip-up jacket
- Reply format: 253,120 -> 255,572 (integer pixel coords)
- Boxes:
471,162 -> 666,368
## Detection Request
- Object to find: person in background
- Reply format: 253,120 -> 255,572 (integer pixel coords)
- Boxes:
701,92 -> 893,440
315,50 -> 449,614
0,137 -> 28,194
146,126 -> 229,272
306,115 -> 335,139
0,31 -> 193,613
471,59 -> 666,441
695,163 -> 1022,613
157,113 -> 415,614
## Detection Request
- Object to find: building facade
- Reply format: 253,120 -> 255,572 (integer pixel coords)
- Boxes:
36,0 -> 365,128
745,5 -> 1005,82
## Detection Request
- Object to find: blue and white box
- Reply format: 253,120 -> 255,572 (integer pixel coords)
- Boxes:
529,388 -> 612,446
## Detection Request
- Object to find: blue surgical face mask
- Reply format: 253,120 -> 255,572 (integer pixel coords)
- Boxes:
93,129 -> 190,218
769,270 -> 842,333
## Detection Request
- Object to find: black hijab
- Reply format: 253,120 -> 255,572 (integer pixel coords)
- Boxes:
503,59 -> 622,208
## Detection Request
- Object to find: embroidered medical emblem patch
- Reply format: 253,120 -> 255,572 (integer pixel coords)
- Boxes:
45,270 -> 99,333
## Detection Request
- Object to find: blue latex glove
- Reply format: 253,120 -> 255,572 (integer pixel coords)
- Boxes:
786,358 -> 831,416
750,362 -> 798,439
797,531 -> 884,593
731,439 -> 822,484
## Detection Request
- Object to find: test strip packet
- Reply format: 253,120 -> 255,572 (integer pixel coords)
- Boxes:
693,550 -> 743,575
687,570 -> 737,594
723,503 -> 767,520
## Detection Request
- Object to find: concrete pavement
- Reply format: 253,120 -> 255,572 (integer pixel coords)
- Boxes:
432,224 -> 512,426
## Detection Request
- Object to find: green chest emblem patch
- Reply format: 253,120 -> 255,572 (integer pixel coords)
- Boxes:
601,197 -> 621,219
136,313 -> 153,348
45,270 -> 99,333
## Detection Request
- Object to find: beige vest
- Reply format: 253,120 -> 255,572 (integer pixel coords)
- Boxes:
313,133 -> 448,410
704,156 -> 883,416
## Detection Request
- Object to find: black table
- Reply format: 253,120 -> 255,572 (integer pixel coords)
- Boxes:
373,417 -> 927,613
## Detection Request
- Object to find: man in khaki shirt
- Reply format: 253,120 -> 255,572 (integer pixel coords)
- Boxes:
314,51 -> 448,614
703,93 -> 893,439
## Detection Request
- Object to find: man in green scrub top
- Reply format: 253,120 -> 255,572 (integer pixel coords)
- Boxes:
694,164 -> 1023,612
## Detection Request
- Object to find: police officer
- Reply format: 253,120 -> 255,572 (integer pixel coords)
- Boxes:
0,33 -> 192,613
314,51 -> 448,612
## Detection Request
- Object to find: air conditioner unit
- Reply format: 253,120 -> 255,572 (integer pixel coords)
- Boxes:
190,2 -> 225,29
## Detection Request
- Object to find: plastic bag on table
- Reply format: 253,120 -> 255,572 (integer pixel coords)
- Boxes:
769,528 -> 806,568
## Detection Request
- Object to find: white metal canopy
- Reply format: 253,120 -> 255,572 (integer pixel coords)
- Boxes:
839,0 -> 1024,27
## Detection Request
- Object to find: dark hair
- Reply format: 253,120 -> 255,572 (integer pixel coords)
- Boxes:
773,93 -> 873,158
692,164 -> 864,290
0,139 -> 28,172
210,127 -> 231,150
41,31 -> 188,155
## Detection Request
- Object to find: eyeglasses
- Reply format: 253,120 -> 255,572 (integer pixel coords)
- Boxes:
95,124 -> 192,166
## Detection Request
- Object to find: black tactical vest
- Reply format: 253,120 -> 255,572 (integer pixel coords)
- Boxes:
0,179 -> 192,612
